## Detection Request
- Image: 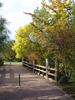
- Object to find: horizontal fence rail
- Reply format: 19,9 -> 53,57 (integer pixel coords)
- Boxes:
23,61 -> 56,81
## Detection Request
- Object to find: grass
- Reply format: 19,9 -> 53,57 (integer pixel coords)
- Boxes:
4,61 -> 22,65
61,70 -> 75,99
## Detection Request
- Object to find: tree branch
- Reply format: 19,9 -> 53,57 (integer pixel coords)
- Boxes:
41,3 -> 57,13
24,12 -> 49,25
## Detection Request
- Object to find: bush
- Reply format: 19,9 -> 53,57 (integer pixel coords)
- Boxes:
0,58 -> 4,66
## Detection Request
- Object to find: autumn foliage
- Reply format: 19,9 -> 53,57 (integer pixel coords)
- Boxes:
13,0 -> 75,79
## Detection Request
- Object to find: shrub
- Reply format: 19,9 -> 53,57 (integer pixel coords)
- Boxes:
0,58 -> 4,66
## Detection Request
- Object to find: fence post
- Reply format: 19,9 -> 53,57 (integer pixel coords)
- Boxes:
19,74 -> 21,86
33,60 -> 35,73
55,58 -> 59,82
46,58 -> 48,79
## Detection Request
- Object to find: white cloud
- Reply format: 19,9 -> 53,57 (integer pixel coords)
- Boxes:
0,0 -> 41,39
5,12 -> 32,39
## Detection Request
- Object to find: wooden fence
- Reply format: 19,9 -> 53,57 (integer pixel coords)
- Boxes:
23,61 -> 57,82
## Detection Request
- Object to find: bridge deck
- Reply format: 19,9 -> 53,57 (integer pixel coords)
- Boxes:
0,64 -> 73,100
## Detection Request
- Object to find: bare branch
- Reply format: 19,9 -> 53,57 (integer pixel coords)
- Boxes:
24,12 -> 49,25
41,3 -> 57,13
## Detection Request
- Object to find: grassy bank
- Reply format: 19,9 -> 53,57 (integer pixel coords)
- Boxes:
61,70 -> 75,99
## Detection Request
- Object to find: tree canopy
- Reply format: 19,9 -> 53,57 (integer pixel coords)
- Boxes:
13,0 -> 75,69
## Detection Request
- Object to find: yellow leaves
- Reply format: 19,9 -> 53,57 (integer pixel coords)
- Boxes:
13,0 -> 75,64
55,18 -> 67,30
49,0 -> 64,12
64,0 -> 71,4
12,24 -> 33,58
27,52 -> 40,62
46,0 -> 71,14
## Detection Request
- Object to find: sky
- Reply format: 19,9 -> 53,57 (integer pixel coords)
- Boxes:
0,0 -> 41,40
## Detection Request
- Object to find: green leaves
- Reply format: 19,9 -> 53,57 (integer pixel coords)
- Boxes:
0,2 -> 9,55
13,0 -> 75,67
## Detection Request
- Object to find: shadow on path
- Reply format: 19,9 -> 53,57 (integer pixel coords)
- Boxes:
0,64 -> 73,100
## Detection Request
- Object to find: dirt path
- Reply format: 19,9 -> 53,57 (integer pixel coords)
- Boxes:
0,64 -> 73,100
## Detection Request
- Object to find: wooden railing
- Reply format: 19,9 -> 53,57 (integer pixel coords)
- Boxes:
23,61 -> 56,81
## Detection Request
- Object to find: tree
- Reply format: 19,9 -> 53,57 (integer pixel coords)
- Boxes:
14,0 -> 75,81
24,0 -> 75,81
13,23 -> 47,64
3,40 -> 16,61
0,2 -> 9,57
12,24 -> 33,58
42,0 -> 75,71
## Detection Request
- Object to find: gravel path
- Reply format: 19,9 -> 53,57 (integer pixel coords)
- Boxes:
0,64 -> 73,100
